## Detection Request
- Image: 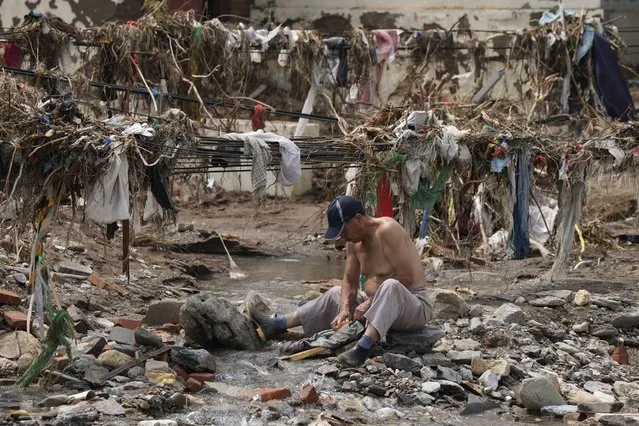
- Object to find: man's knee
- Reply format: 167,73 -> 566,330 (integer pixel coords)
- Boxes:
379,279 -> 402,294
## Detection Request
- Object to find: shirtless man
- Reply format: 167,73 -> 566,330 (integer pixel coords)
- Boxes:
249,195 -> 432,367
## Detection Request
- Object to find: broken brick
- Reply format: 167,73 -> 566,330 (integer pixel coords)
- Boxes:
300,384 -> 318,404
185,377 -> 203,393
0,289 -> 21,306
88,274 -> 126,295
115,318 -> 143,330
189,372 -> 215,383
252,387 -> 292,402
171,364 -> 189,381
3,311 -> 27,330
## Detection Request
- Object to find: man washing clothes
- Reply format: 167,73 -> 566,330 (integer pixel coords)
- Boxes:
248,195 -> 433,367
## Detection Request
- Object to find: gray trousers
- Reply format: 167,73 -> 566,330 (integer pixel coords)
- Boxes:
297,279 -> 433,340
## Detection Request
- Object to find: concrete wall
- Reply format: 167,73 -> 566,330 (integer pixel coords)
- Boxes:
0,0 -> 142,28
251,0 -> 604,32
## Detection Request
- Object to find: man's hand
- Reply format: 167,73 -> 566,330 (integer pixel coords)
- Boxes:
354,298 -> 372,321
331,310 -> 351,330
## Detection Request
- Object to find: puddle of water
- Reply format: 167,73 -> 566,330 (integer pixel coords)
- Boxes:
209,255 -> 345,300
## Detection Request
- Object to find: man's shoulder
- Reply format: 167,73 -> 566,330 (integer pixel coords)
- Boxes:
377,217 -> 406,233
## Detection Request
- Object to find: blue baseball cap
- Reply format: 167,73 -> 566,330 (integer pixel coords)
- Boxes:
325,195 -> 365,241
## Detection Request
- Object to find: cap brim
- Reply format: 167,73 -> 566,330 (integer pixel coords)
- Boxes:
324,222 -> 345,241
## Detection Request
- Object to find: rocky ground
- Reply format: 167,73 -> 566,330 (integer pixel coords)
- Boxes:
0,181 -> 638,426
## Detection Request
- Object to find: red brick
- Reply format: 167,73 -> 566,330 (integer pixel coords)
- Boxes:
0,290 -> 21,306
252,387 -> 291,402
299,384 -> 318,404
102,344 -> 113,352
88,274 -> 126,295
3,311 -> 27,330
114,318 -> 143,330
189,372 -> 215,383
171,364 -> 190,381
185,377 -> 203,393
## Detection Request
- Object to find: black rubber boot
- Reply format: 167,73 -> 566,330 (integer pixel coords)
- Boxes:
337,345 -> 371,368
248,304 -> 286,342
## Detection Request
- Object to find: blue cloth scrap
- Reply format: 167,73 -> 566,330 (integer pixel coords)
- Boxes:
490,157 -> 508,173
592,33 -> 636,121
574,26 -> 595,64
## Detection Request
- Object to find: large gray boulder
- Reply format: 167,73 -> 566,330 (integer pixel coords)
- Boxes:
180,294 -> 262,350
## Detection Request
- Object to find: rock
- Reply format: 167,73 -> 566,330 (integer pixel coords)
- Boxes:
414,392 -> 435,406
529,296 -> 565,307
144,299 -> 184,326
55,261 -> 93,276
179,294 -> 262,350
611,311 -> 639,330
584,381 -> 614,394
170,348 -> 216,373
0,289 -> 21,306
0,331 -> 41,361
540,405 -> 578,417
146,371 -> 178,388
457,318 -> 470,327
383,352 -> 421,373
146,360 -> 171,372
522,345 -> 542,358
316,364 -> 339,376
572,322 -> 589,333
577,401 -> 624,413
367,385 -> 386,397
437,366 -> 462,383
564,386 -> 600,404
591,296 -> 624,311
169,393 -> 188,408
38,394 -> 70,407
515,296 -> 526,305
300,384 -> 318,404
613,381 -> 639,401
535,290 -> 574,302
479,371 -> 500,392
94,398 -> 125,416
186,377 -> 203,393
460,394 -> 500,415
594,414 -> 639,425
128,366 -> 146,380
98,350 -> 135,370
134,328 -> 163,348
0,357 -> 18,376
468,304 -> 483,318
375,407 -> 403,421
491,303 -> 527,325
431,290 -> 469,320
12,273 -> 27,285
422,353 -> 453,367
469,317 -> 484,334
433,338 -> 453,353
490,360 -> 511,377
573,290 -> 591,306
592,326 -> 618,338
482,330 -> 509,348
109,327 -> 136,346
471,357 -> 488,376
447,350 -> 481,364
138,421 -> 178,426
111,343 -> 138,358
3,311 -> 27,330
82,337 -> 108,357
454,339 -> 481,351
518,376 -> 566,411
304,291 -> 321,301
53,409 -> 99,426
437,380 -> 467,399
386,326 -> 445,353
421,381 -> 441,394
84,364 -> 109,386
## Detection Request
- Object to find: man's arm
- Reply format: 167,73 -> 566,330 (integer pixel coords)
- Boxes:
332,242 -> 360,327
